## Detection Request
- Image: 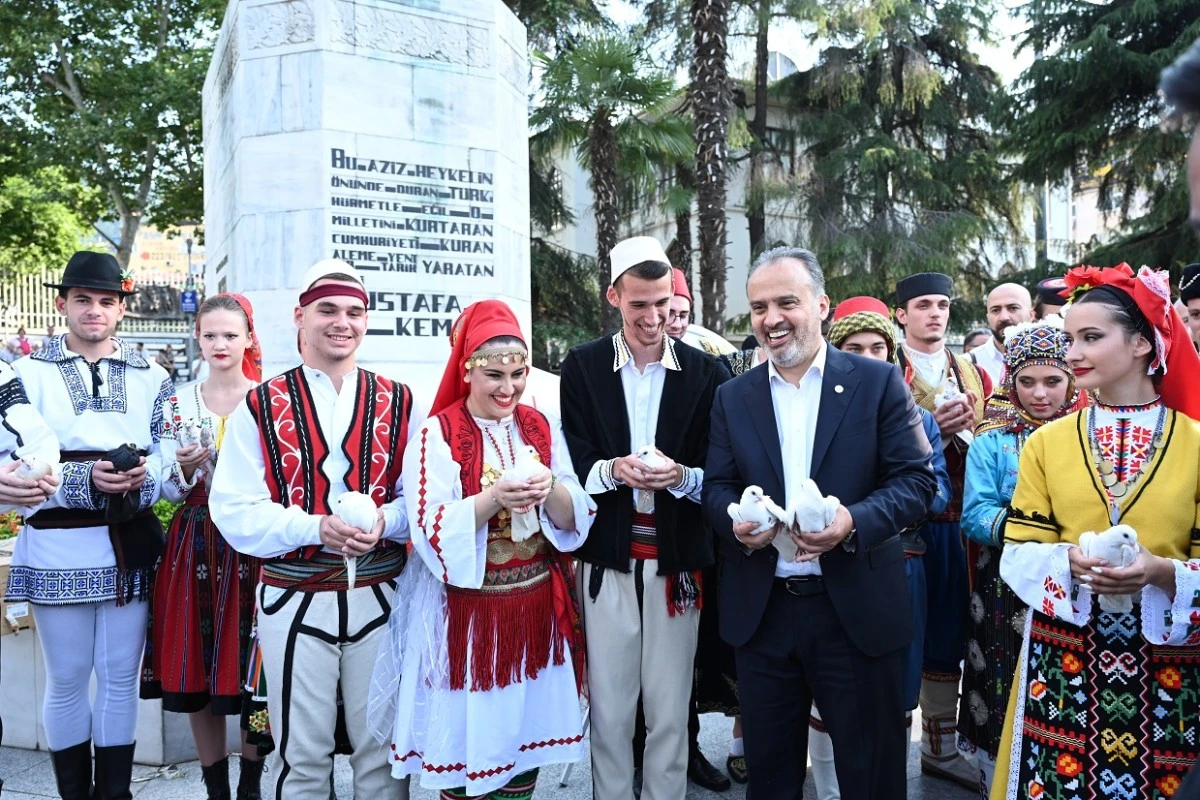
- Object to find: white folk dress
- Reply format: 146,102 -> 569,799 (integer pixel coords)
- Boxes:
380,406 -> 594,795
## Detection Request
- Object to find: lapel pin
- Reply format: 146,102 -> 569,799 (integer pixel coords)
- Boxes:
834,385 -> 844,394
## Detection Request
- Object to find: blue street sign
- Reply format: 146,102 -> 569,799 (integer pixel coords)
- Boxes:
181,289 -> 199,314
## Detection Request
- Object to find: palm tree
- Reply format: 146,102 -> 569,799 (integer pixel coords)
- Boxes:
690,0 -> 733,333
532,35 -> 694,333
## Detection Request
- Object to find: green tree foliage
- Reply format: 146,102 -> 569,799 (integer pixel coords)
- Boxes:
0,160 -> 102,277
1004,0 -> 1200,272
777,0 -> 1020,308
531,35 -> 694,332
505,0 -> 607,51
529,240 -> 600,369
0,0 -> 224,268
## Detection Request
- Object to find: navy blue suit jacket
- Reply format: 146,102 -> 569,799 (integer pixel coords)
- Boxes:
702,346 -> 936,657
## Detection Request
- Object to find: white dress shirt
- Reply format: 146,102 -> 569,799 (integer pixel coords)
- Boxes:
210,366 -> 425,560
769,342 -> 826,577
583,332 -> 702,504
969,336 -> 1005,387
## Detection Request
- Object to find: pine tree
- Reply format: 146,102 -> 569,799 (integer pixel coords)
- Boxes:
1004,0 -> 1200,272
777,0 -> 1019,307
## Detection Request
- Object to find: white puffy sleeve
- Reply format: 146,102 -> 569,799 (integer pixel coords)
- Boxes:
1000,541 -> 1092,626
403,419 -> 488,589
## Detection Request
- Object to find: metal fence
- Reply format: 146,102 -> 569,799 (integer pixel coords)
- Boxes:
0,268 -> 196,338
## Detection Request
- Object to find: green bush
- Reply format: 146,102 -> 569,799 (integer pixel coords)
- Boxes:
154,499 -> 181,529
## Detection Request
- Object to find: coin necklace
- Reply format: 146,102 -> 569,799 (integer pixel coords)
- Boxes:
1087,402 -> 1165,523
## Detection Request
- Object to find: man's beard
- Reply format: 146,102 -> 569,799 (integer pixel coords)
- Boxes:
765,328 -> 817,369
990,322 -> 1011,342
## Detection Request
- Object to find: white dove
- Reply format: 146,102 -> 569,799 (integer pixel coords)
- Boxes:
634,445 -> 667,513
15,456 -> 53,482
334,491 -> 378,590
727,485 -> 790,535
791,479 -> 840,533
1078,524 -> 1139,613
501,445 -> 547,543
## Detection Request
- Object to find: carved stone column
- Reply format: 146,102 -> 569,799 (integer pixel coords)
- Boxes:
202,0 -> 529,392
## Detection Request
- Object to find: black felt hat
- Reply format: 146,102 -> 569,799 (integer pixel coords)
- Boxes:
44,251 -> 135,296
895,272 -> 953,305
1180,264 -> 1200,304
1035,277 -> 1068,307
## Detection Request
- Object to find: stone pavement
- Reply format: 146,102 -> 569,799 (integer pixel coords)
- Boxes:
0,713 -> 976,799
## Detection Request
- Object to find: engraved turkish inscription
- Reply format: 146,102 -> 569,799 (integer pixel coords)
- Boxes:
328,147 -> 496,338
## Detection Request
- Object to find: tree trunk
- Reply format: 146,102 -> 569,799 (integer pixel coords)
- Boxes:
589,110 -> 622,334
116,212 -> 140,269
747,0 -> 770,259
665,163 -> 695,284
691,0 -> 732,334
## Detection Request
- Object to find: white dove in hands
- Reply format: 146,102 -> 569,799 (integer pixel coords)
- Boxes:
727,485 -> 790,535
634,444 -> 667,513
791,479 -> 839,533
501,445 -> 547,542
334,491 -> 378,589
635,445 -> 667,470
15,456 -> 54,482
1079,524 -> 1139,613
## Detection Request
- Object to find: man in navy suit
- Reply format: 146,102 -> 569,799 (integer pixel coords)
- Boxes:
702,247 -> 937,799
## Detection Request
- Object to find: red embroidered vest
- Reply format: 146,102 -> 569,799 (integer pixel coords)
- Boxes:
247,367 -> 412,560
435,399 -> 582,692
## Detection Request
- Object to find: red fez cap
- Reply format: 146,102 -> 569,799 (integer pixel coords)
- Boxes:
833,296 -> 890,321
672,268 -> 692,302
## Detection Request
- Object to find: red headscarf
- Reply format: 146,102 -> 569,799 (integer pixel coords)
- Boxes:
431,300 -> 527,417
196,293 -> 262,383
1062,263 -> 1200,419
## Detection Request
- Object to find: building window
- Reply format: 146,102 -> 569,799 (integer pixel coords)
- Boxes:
767,52 -> 798,83
763,127 -> 796,176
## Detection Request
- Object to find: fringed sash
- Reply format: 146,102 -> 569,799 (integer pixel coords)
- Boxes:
628,512 -> 702,617
438,400 -> 584,693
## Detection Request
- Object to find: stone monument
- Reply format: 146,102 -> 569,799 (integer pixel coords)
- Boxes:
202,0 -> 529,396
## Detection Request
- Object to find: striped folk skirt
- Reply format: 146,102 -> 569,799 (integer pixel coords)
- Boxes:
142,496 -> 260,714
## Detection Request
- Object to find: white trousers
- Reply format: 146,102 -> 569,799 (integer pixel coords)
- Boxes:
256,582 -> 408,800
32,599 -> 149,750
578,560 -> 699,800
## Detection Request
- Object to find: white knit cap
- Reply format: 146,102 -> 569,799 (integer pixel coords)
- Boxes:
299,258 -> 365,295
609,236 -> 670,286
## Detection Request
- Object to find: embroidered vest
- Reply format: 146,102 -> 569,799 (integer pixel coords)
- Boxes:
247,367 -> 412,561
899,349 -> 986,522
436,399 -> 580,693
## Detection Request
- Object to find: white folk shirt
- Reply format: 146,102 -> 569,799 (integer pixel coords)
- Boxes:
0,361 -> 60,513
210,366 -> 426,566
5,336 -> 186,604
970,336 -> 1006,387
583,333 -> 703,507
904,344 -> 949,391
769,341 -> 827,578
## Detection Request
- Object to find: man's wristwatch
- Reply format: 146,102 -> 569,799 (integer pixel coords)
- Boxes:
841,526 -> 858,553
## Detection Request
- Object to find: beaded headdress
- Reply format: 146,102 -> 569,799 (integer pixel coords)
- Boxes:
1002,320 -> 1068,382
